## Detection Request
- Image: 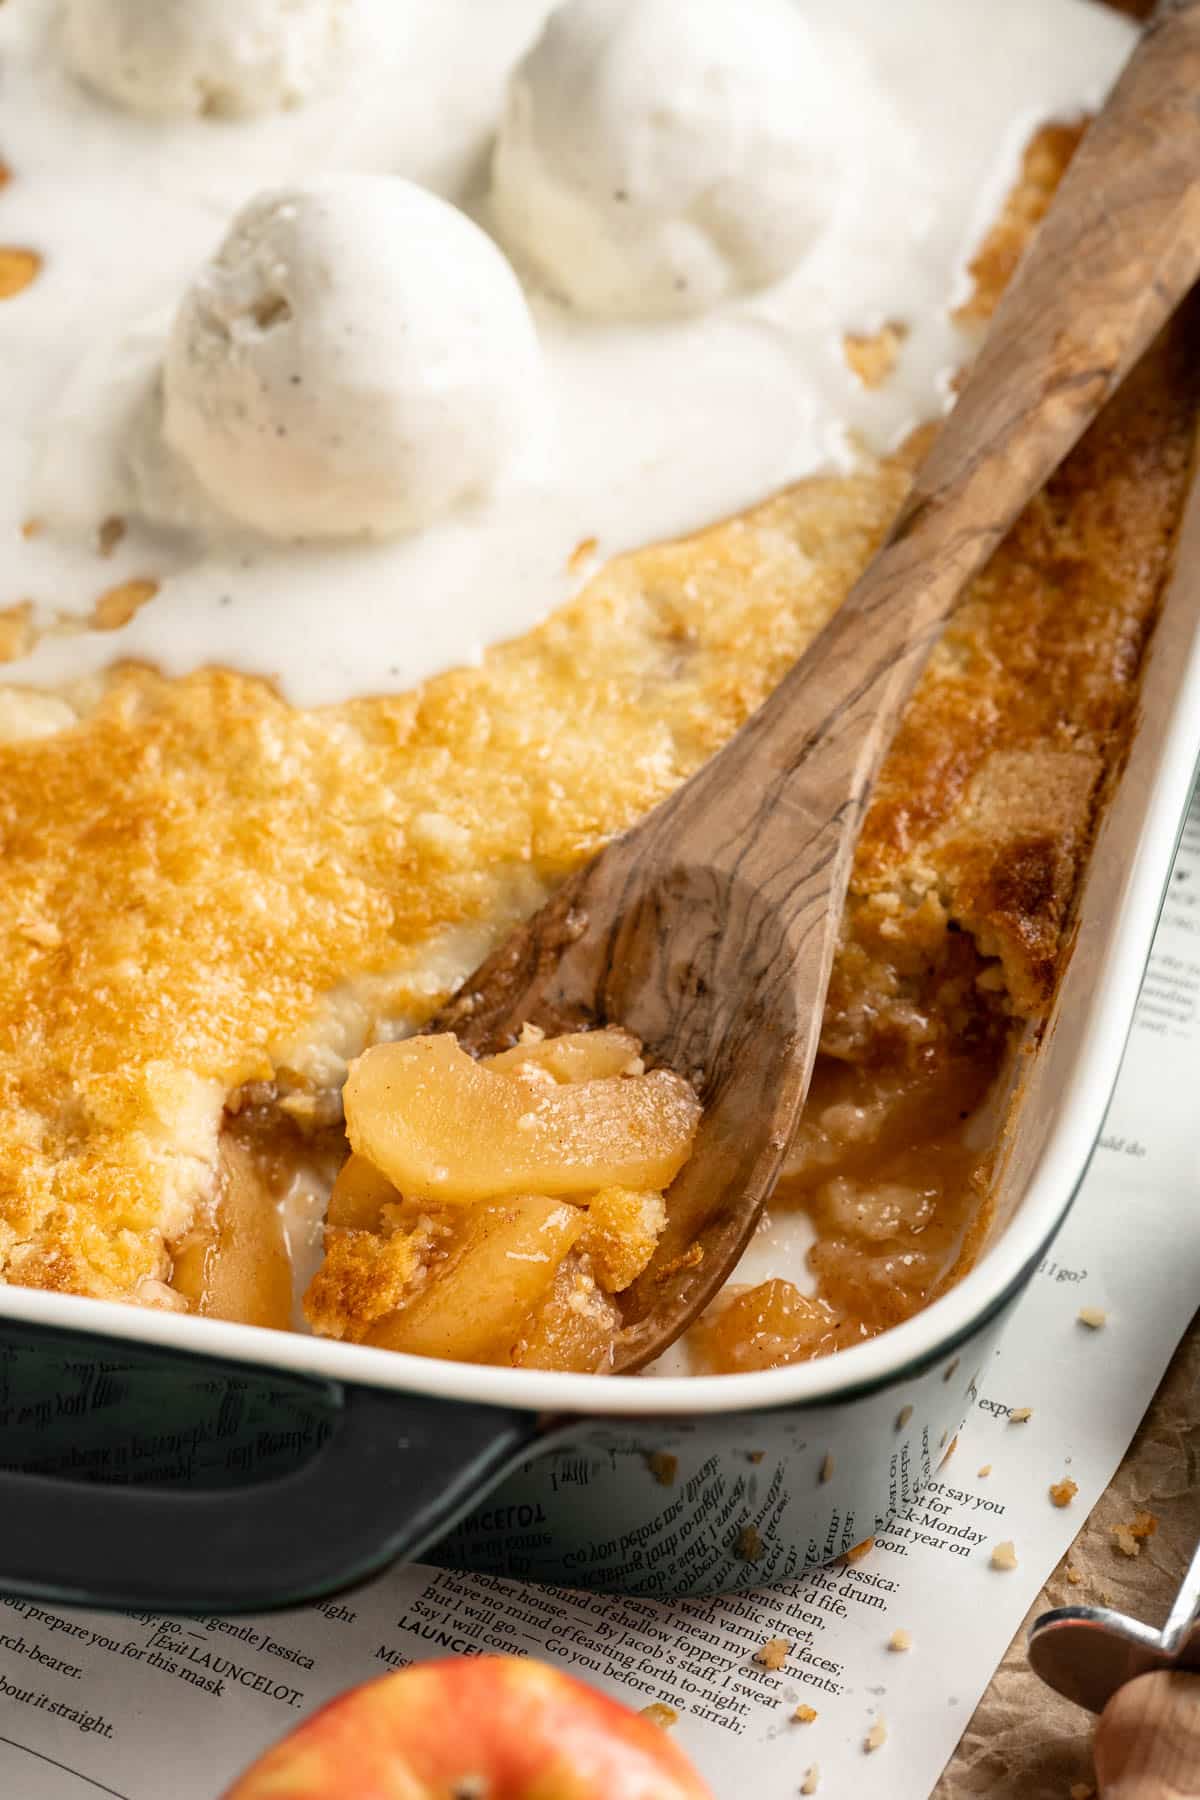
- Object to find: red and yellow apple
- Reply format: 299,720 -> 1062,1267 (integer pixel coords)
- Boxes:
221,1654 -> 714,1799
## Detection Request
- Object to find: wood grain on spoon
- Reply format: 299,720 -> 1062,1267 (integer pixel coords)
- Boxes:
1095,1671 -> 1200,1797
432,0 -> 1200,1372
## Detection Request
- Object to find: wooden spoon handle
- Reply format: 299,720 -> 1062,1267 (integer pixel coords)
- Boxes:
1095,1672 -> 1200,1797
647,0 -> 1200,937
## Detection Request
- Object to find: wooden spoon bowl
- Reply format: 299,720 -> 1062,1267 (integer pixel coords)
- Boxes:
434,0 -> 1200,1373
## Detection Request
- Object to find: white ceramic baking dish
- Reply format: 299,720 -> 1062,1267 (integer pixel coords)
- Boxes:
0,448 -> 1198,1615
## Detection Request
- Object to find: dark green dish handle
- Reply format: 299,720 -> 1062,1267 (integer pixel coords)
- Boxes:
0,1375 -> 539,1615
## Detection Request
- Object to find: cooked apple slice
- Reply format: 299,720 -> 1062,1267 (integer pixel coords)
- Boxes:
326,1152 -> 402,1231
344,1034 -> 700,1205
365,1195 -> 584,1362
172,1137 -> 292,1329
512,1256 -> 621,1372
485,1027 -> 642,1084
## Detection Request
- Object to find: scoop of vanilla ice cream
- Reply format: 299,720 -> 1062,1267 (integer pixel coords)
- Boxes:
491,0 -> 857,318
61,0 -> 344,119
161,177 -> 547,541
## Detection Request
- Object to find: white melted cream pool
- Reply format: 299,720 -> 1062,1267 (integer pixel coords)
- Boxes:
0,0 -> 1134,708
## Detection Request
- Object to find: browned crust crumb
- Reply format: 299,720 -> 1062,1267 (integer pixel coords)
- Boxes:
793,1704 -> 819,1725
1065,1564 -> 1083,1586
1009,1407 -> 1033,1424
568,535 -> 598,572
888,1628 -> 913,1652
753,1636 -> 791,1671
977,1464 -> 992,1478
840,1536 -> 875,1565
0,246 -> 41,299
1113,1512 -> 1157,1558
0,601 -> 35,663
1049,1478 -> 1079,1509
734,1524 -> 763,1563
97,516 -> 127,559
91,578 -> 159,631
639,1703 -> 678,1730
843,320 -> 908,389
646,1451 -> 678,1487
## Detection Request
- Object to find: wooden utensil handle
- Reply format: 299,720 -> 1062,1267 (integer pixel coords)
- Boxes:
1096,1672 -> 1200,1797
655,0 -> 1200,894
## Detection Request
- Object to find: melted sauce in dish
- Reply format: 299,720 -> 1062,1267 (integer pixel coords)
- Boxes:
0,0 -> 1132,705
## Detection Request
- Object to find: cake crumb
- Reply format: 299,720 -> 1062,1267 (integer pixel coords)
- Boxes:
639,1703 -> 678,1730
819,1452 -> 834,1484
896,1404 -> 913,1430
793,1704 -> 819,1725
977,1464 -> 992,1478
1049,1478 -> 1079,1509
754,1636 -> 791,1671
888,1629 -> 913,1652
91,577 -> 159,631
840,1537 -> 874,1565
1113,1512 -> 1157,1558
747,1451 -> 764,1464
646,1451 -> 678,1488
517,1021 -> 545,1045
20,517 -> 42,539
1009,1407 -> 1033,1424
991,1540 -> 1018,1571
864,1718 -> 887,1753
801,1765 -> 820,1795
567,535 -> 598,572
1069,1783 -> 1095,1799
1078,1306 -> 1107,1329
942,1433 -> 958,1462
0,246 -> 41,300
734,1524 -> 763,1563
844,320 -> 908,388
0,600 -> 34,663
1065,1564 -> 1083,1586
97,515 -> 126,558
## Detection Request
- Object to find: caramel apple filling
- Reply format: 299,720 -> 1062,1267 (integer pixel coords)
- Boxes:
302,1029 -> 701,1372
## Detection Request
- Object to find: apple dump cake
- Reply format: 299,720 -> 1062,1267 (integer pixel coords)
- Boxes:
0,0 -> 1177,1369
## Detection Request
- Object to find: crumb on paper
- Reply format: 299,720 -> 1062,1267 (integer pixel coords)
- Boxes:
639,1703 -> 678,1730
754,1636 -> 791,1671
1113,1512 -> 1157,1558
888,1629 -> 913,1652
801,1766 -> 820,1795
991,1540 -> 1018,1571
0,160 -> 10,189
977,1464 -> 992,1478
0,600 -> 35,663
734,1524 -> 763,1563
646,1451 -> 678,1488
943,1357 -> 960,1382
1078,1306 -> 1107,1329
942,1433 -> 958,1462
91,578 -> 159,631
793,1703 -> 819,1725
1049,1478 -> 1079,1509
1066,1564 -> 1083,1586
840,1536 -> 874,1565
864,1718 -> 887,1753
819,1452 -> 834,1484
1009,1407 -> 1033,1423
0,246 -> 41,300
568,535 -> 598,573
747,1450 -> 764,1464
843,320 -> 908,388
20,517 -> 42,539
97,516 -> 126,558
896,1404 -> 913,1430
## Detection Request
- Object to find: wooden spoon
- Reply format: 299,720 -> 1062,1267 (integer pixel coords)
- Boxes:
1095,1672 -> 1200,1797
432,0 -> 1200,1372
